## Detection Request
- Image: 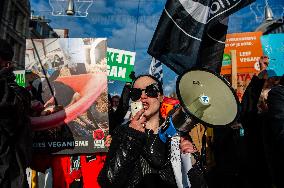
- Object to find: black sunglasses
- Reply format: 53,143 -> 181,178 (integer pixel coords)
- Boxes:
130,83 -> 160,101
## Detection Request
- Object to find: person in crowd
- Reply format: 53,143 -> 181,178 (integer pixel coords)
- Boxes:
259,56 -> 269,72
0,39 -> 32,187
207,122 -> 245,188
98,74 -> 196,188
239,62 -> 281,188
207,64 -> 273,188
240,74 -> 270,188
108,83 -> 131,135
111,95 -> 120,112
263,75 -> 284,188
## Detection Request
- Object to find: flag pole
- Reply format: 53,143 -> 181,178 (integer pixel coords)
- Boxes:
31,38 -> 59,106
133,0 -> 141,52
230,50 -> 238,90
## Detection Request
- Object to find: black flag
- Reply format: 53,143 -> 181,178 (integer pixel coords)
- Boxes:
148,0 -> 255,75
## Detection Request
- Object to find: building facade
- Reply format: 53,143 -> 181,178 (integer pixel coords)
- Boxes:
54,28 -> 69,38
0,0 -> 31,69
29,15 -> 60,39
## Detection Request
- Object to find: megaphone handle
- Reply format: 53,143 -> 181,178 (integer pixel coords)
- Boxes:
159,116 -> 178,143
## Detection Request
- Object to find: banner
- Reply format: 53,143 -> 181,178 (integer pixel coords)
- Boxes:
13,70 -> 25,87
223,73 -> 255,101
148,0 -> 255,75
221,32 -> 263,101
107,48 -> 135,82
26,38 -> 108,154
221,32 -> 263,75
149,57 -> 163,83
261,33 -> 284,77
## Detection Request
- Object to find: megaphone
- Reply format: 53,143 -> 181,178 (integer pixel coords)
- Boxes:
66,0 -> 75,16
159,68 -> 239,143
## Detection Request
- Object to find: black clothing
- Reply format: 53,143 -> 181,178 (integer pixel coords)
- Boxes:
208,126 -> 246,188
207,76 -> 270,188
240,75 -> 271,188
0,68 -> 32,188
241,76 -> 265,119
108,84 -> 131,135
98,124 -> 177,188
263,85 -> 284,188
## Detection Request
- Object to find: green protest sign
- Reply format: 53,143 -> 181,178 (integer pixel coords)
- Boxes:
107,48 -> 135,82
13,70 -> 25,87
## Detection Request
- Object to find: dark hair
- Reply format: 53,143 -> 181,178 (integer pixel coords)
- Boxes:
260,55 -> 269,60
0,39 -> 14,61
111,95 -> 120,100
132,74 -> 163,95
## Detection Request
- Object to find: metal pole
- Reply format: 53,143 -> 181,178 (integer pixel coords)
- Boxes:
31,38 -> 58,106
133,0 -> 141,52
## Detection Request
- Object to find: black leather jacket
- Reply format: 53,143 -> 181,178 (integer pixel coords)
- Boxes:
98,124 -> 177,188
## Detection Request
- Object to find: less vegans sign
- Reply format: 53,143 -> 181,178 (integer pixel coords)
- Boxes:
107,48 -> 135,82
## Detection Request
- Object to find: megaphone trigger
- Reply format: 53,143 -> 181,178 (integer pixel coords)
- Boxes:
159,116 -> 178,143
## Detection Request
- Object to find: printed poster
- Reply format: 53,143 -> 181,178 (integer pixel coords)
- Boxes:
13,70 -> 25,87
261,34 -> 284,77
107,48 -> 135,82
221,32 -> 263,101
25,38 -> 109,154
223,73 -> 255,101
221,32 -> 263,74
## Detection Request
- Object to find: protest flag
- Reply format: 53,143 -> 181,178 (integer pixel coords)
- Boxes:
148,0 -> 255,75
149,57 -> 163,83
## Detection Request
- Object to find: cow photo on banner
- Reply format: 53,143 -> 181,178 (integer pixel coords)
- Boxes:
25,38 -> 108,154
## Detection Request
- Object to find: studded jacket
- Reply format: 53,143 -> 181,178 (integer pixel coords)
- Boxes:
98,124 -> 177,188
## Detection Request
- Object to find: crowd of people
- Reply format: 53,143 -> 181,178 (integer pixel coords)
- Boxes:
1,37 -> 284,188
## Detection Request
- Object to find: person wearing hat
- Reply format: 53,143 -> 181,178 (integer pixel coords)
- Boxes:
0,39 -> 32,187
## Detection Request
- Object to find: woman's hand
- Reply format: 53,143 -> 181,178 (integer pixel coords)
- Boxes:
129,109 -> 146,132
105,135 -> 112,148
40,105 -> 63,116
180,136 -> 197,154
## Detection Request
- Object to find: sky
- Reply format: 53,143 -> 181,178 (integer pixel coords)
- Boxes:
30,0 -> 284,96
